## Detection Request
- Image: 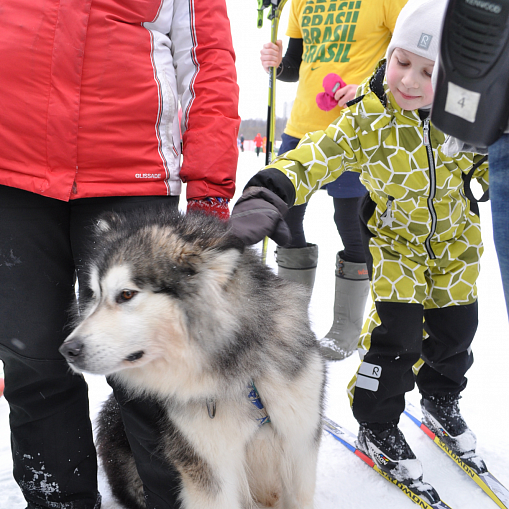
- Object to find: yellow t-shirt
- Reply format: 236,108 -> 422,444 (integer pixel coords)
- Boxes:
284,0 -> 408,138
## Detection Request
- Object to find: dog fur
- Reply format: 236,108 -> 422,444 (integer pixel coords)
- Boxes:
60,209 -> 326,509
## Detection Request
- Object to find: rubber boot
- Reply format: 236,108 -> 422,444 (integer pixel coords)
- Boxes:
275,243 -> 318,292
319,255 -> 370,361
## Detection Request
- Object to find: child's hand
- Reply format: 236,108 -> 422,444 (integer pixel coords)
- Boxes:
335,84 -> 358,107
230,187 -> 291,246
260,40 -> 283,73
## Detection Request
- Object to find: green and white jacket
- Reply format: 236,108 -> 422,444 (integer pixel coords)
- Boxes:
256,61 -> 489,261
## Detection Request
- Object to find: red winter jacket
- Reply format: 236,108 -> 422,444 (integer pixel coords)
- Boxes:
0,0 -> 240,202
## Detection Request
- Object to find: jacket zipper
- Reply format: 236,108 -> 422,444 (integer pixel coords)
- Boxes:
423,119 -> 437,260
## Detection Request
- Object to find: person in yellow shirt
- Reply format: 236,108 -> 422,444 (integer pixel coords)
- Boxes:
260,0 -> 407,360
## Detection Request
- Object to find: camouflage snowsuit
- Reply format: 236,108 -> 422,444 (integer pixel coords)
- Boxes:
266,62 -> 489,424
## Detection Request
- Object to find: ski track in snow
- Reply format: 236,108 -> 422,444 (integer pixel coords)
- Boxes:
1,151 -> 508,509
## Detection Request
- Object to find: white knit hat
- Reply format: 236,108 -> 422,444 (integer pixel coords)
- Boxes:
386,0 -> 448,64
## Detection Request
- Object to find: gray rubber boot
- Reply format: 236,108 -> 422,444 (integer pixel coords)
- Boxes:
275,243 -> 318,291
320,255 -> 370,361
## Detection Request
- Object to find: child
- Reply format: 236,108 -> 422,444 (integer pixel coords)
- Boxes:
230,0 -> 489,490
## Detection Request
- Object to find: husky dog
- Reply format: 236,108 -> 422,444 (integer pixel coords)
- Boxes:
60,209 -> 326,509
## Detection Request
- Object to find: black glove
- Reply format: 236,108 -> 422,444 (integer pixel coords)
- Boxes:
229,186 -> 291,246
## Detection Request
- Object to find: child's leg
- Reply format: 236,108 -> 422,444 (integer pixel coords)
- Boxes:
349,242 -> 429,425
351,301 -> 424,424
417,302 -> 477,397
416,217 -> 482,457
349,297 -> 428,482
417,213 -> 482,397
348,242 -> 434,483
416,302 -> 480,457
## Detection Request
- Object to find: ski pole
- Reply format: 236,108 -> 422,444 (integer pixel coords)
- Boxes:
257,0 -> 288,263
264,0 -> 288,168
256,0 -> 265,28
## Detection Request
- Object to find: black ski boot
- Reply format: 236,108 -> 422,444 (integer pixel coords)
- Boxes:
357,422 -> 423,482
357,422 -> 442,504
421,394 -> 487,473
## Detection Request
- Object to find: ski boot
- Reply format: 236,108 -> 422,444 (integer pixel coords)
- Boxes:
421,394 -> 487,473
358,423 -> 423,482
357,422 -> 443,506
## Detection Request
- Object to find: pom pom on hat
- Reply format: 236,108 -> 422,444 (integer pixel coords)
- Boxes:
316,73 -> 346,111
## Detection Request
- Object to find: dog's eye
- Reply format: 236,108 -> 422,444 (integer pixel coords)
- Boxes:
116,290 -> 138,303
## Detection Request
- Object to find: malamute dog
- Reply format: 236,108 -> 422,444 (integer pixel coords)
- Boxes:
60,209 -> 326,509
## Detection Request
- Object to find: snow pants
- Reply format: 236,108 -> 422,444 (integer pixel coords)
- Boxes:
0,186 -> 182,509
349,198 -> 483,425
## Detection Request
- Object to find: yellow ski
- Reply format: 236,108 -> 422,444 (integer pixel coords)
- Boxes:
404,402 -> 509,509
323,417 -> 454,509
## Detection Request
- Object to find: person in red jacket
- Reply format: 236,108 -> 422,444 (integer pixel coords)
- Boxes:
0,1 -> 240,508
254,132 -> 264,157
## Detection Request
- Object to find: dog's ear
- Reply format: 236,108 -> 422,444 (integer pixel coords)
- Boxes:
95,212 -> 123,233
201,248 -> 241,288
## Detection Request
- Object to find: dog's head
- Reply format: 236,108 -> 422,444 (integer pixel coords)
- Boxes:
59,208 -> 247,378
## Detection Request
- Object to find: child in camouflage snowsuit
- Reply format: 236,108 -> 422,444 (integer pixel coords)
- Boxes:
231,0 -> 489,489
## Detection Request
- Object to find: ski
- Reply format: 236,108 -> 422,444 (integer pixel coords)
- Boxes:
404,402 -> 509,509
323,417 -> 453,509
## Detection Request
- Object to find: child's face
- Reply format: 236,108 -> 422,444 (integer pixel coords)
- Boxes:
386,48 -> 435,111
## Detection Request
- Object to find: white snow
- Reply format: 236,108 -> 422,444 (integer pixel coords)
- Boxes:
1,150 -> 509,508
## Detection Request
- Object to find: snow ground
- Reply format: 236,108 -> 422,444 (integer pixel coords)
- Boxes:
1,150 -> 508,509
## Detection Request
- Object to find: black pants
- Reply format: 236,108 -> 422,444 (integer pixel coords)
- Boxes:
0,185 -> 181,509
285,199 -> 365,263
351,300 -> 476,425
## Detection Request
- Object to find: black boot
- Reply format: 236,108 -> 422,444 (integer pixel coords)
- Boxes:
357,422 -> 443,505
357,422 -> 423,484
421,394 -> 479,459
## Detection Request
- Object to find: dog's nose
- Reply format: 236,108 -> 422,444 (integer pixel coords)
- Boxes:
59,339 -> 84,362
